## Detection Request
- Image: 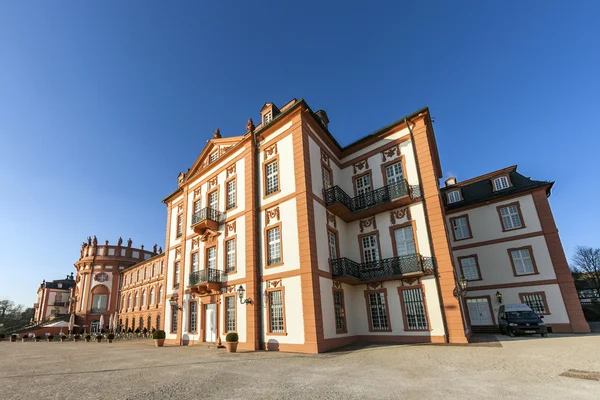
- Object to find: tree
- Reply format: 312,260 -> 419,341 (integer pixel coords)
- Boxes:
0,300 -> 34,334
571,246 -> 600,298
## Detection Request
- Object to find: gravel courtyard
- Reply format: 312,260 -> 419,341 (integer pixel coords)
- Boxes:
1,334 -> 598,400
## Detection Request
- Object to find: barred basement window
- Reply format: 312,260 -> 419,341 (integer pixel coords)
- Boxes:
225,296 -> 235,333
265,161 -> 279,195
268,290 -> 285,333
401,287 -> 428,330
189,301 -> 197,332
333,290 -> 346,333
225,239 -> 235,273
367,292 -> 389,331
521,293 -> 548,314
226,179 -> 236,209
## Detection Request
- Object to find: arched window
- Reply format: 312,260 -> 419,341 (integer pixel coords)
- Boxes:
137,270 -> 140,282
139,316 -> 144,330
142,290 -> 147,306
144,267 -> 147,280
91,285 -> 109,313
125,318 -> 129,331
158,286 -> 163,303
147,316 -> 152,331
121,297 -> 126,311
119,318 -> 123,332
156,314 -> 161,330
134,292 -> 139,308
150,288 -> 155,305
127,294 -> 131,309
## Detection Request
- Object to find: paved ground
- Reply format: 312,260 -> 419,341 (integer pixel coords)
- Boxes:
1,334 -> 598,400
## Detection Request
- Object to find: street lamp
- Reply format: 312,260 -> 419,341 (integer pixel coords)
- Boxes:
237,285 -> 253,305
495,291 -> 503,303
459,276 -> 468,293
169,297 -> 181,310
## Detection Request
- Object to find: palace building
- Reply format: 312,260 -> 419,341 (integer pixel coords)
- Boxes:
27,98 -> 589,349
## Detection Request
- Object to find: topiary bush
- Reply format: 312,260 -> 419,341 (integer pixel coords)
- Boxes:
226,332 -> 238,342
152,330 -> 166,340
107,333 -> 115,340
47,335 -> 54,341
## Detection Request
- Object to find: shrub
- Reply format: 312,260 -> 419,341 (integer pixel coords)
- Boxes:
73,334 -> 81,339
0,333 -> 6,339
135,328 -> 140,334
96,334 -> 103,339
226,332 -> 239,342
11,334 -> 17,339
152,330 -> 166,340
35,335 -> 41,340
107,333 -> 115,340
85,334 -> 91,339
47,335 -> 54,341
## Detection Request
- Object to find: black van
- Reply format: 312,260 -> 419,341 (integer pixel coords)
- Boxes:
498,304 -> 548,337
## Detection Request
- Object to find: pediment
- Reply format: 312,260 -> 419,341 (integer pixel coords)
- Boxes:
184,136 -> 244,184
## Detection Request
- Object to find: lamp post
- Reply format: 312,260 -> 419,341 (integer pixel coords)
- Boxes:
237,285 -> 253,305
169,297 -> 181,310
495,291 -> 503,303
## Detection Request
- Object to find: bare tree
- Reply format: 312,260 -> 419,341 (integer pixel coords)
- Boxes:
571,246 -> 600,297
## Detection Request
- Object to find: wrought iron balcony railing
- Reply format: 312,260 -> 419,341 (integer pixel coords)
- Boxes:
324,179 -> 421,213
191,207 -> 224,226
331,253 -> 434,281
91,308 -> 107,314
53,302 -> 66,306
189,268 -> 223,287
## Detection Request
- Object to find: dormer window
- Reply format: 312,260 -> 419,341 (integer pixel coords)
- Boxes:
493,176 -> 510,191
447,190 -> 462,204
209,151 -> 219,163
264,112 -> 273,125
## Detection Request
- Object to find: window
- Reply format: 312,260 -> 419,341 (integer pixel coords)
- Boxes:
322,166 -> 332,190
447,190 -> 461,204
122,297 -> 126,310
493,176 -> 510,191
225,239 -> 236,273
160,261 -> 164,275
459,256 -> 481,281
152,263 -> 156,277
137,270 -> 140,282
150,288 -> 155,305
188,301 -> 197,332
265,161 -> 279,195
176,214 -> 183,237
399,287 -> 428,330
91,294 -> 107,313
385,162 -> 404,184
393,226 -> 416,256
367,291 -> 390,331
509,247 -> 537,276
127,294 -> 131,309
327,230 -> 338,260
139,317 -> 144,331
268,290 -> 285,334
267,226 -> 281,266
264,111 -> 272,125
498,203 -> 523,231
226,179 -> 236,209
206,247 -> 217,270
174,261 -> 180,287
147,316 -> 152,331
208,191 -> 218,210
158,286 -> 163,303
520,292 -> 549,314
156,315 -> 161,331
355,174 -> 372,196
171,306 -> 178,333
333,290 -> 346,333
451,215 -> 472,240
191,252 -> 199,273
361,234 -> 380,263
225,296 -> 235,332
209,151 -> 219,163
193,200 -> 202,214
142,290 -> 147,307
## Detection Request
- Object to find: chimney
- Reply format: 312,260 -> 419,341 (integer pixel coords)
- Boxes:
445,177 -> 457,187
315,110 -> 329,130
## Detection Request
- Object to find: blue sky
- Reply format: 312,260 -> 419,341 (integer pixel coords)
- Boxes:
1,1 -> 599,306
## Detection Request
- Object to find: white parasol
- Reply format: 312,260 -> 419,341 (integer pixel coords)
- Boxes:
99,315 -> 105,333
46,320 -> 78,328
113,312 -> 119,333
68,313 -> 75,334
108,314 -> 113,332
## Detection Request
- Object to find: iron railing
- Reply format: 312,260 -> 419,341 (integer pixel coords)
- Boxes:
324,179 -> 421,213
191,207 -> 224,226
189,268 -> 223,286
331,254 -> 434,281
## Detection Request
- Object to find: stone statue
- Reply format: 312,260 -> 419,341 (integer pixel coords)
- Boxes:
153,244 -> 157,253
118,237 -> 123,246
246,118 -> 255,133
141,244 -> 144,250
127,238 -> 132,248
87,236 -> 92,246
105,240 -> 109,246
159,247 -> 163,254
92,236 -> 98,247
213,128 -> 221,139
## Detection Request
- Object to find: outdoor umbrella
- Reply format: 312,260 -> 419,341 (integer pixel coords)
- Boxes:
68,313 -> 75,334
99,315 -> 105,333
113,312 -> 119,333
108,314 -> 113,332
45,320 -> 78,328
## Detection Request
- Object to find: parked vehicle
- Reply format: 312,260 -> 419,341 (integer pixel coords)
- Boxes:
498,304 -> 548,337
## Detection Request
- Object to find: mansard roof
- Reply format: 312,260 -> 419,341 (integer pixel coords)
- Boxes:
441,166 -> 553,210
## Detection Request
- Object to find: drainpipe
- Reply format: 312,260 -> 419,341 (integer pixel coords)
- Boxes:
253,131 -> 264,350
405,118 -> 451,343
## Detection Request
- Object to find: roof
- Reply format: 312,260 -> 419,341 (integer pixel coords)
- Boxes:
44,279 -> 76,290
441,166 -> 553,210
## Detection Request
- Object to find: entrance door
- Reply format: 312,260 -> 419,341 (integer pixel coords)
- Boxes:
204,304 -> 216,342
466,298 -> 494,326
90,320 -> 100,334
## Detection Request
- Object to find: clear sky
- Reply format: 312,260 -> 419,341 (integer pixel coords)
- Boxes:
1,1 -> 599,307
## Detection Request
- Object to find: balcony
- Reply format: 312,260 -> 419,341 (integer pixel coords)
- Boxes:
331,253 -> 434,284
191,207 -> 224,234
188,268 -> 223,295
324,179 -> 421,222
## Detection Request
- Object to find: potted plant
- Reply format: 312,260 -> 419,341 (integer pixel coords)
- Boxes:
0,333 -> 6,341
84,334 -> 91,343
47,334 -> 54,342
34,335 -> 41,342
10,334 -> 17,342
225,333 -> 239,353
60,335 -> 67,342
73,334 -> 81,342
21,335 -> 28,342
96,334 -> 103,343
107,333 -> 115,343
152,330 -> 165,347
